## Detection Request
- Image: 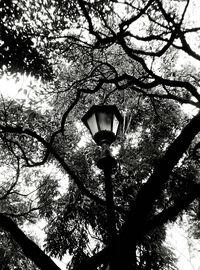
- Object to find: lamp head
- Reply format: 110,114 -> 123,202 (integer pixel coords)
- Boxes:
82,105 -> 123,145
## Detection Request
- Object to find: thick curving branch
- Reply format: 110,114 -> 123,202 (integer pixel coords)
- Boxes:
0,213 -> 61,270
147,183 -> 200,232
77,0 -> 101,41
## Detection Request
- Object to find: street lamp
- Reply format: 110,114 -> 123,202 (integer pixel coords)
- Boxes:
82,105 -> 122,169
82,105 -> 123,270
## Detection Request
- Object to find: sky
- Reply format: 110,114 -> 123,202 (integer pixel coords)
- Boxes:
166,219 -> 200,270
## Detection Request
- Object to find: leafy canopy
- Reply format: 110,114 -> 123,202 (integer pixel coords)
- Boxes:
1,1 -> 200,270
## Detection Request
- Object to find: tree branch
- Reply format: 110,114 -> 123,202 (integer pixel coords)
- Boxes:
147,182 -> 200,232
77,0 -> 101,40
114,110 -> 200,269
74,178 -> 200,270
117,38 -> 200,102
119,0 -> 154,31
0,124 -> 125,214
0,214 -> 61,270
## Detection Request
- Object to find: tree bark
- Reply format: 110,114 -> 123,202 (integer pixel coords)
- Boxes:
0,214 -> 61,270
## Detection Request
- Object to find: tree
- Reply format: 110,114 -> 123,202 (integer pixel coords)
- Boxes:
0,0 -> 53,79
1,0 -> 200,270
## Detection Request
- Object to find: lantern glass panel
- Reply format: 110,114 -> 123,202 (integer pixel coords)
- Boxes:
98,112 -> 112,131
112,115 -> 119,135
87,113 -> 99,136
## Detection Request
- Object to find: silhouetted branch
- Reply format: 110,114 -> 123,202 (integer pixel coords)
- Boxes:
0,213 -> 61,270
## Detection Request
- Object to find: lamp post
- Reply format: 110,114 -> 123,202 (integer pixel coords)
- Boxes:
82,105 -> 123,270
